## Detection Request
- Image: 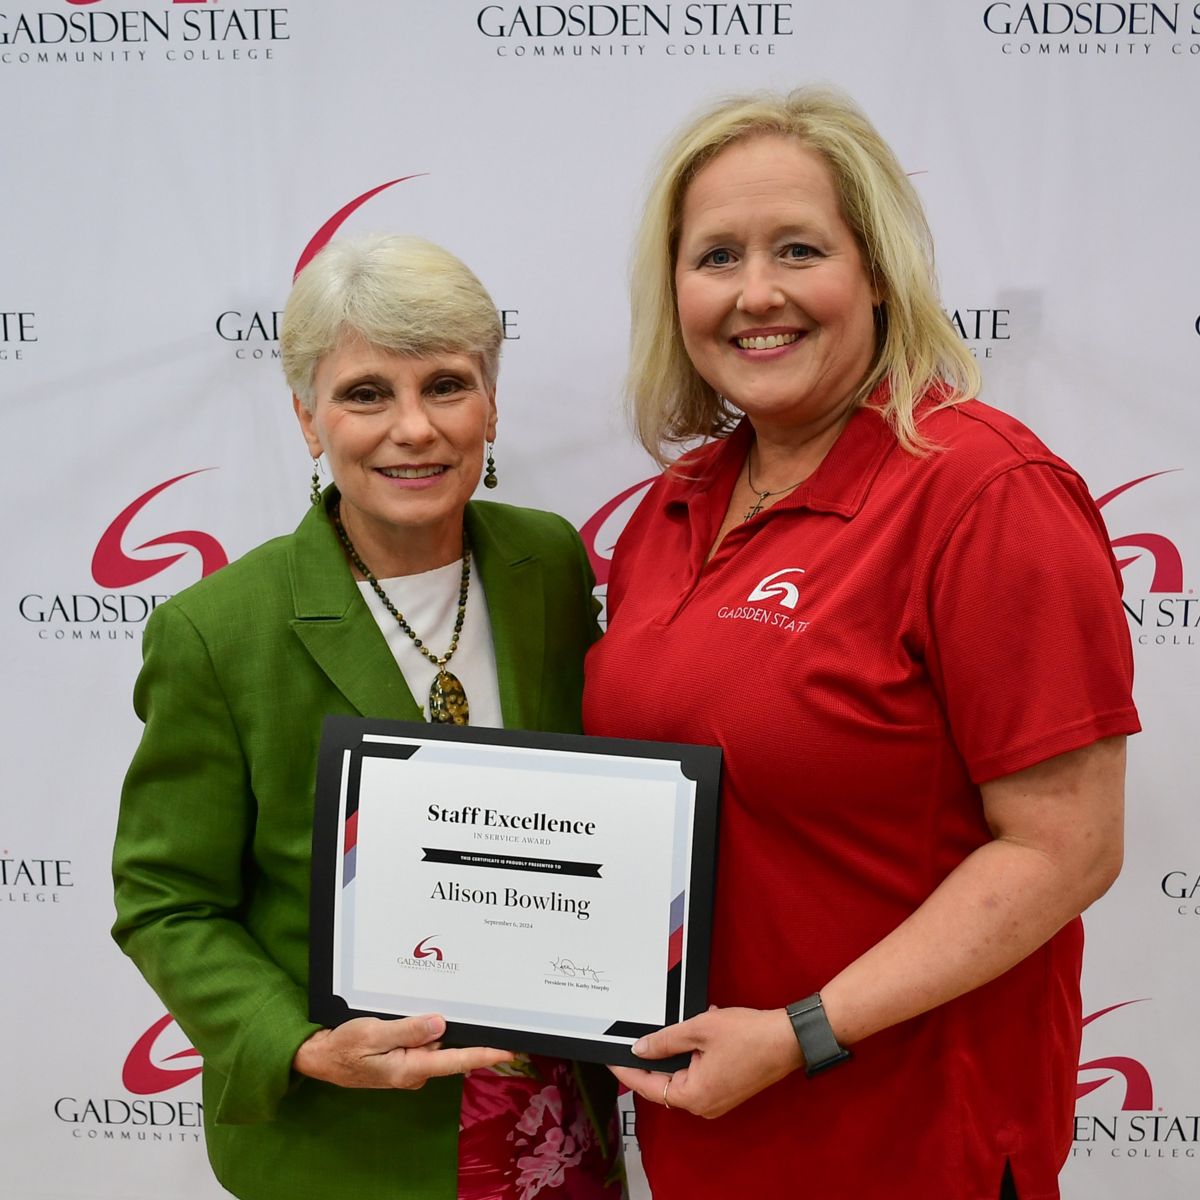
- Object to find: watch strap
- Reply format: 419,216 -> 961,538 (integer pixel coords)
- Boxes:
786,993 -> 852,1076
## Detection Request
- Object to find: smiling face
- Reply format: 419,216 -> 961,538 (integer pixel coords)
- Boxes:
674,134 -> 880,438
295,331 -> 496,575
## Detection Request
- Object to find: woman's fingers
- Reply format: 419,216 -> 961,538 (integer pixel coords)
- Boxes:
293,1015 -> 514,1089
609,1064 -> 686,1099
609,1017 -> 706,1113
372,1013 -> 445,1049
604,1014 -> 710,1105
630,1014 -> 708,1061
613,1008 -> 804,1119
387,1044 -> 515,1088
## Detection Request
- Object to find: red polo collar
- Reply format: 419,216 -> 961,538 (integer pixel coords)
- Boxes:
662,400 -> 898,528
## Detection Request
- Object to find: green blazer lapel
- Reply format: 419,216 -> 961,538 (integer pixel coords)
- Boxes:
286,496 -> 422,721
468,502 -> 544,731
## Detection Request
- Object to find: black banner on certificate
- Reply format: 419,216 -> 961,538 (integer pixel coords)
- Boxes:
421,848 -> 603,877
309,717 -> 721,1069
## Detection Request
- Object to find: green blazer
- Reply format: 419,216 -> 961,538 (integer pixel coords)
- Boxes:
112,492 -> 614,1200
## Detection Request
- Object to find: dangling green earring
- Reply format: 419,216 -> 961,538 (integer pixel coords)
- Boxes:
483,442 -> 498,490
310,458 -> 322,507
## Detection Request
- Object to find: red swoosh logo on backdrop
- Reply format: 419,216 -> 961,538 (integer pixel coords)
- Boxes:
1076,999 -> 1154,1111
91,471 -> 227,588
1094,471 -> 1184,594
121,1014 -> 203,1095
578,478 -> 657,587
293,176 -> 427,280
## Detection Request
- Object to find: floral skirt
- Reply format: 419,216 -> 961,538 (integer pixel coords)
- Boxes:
457,1055 -> 622,1200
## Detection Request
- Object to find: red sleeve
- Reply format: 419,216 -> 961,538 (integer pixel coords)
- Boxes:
923,461 -> 1140,784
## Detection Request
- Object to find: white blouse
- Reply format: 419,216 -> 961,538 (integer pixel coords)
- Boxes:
357,555 -> 503,728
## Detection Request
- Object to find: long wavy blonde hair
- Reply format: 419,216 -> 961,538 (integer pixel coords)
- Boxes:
628,87 -> 980,463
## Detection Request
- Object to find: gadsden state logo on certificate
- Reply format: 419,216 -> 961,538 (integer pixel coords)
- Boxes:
309,717 -> 721,1068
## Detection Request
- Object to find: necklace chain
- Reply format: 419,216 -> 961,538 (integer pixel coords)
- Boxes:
743,446 -> 806,522
331,502 -> 470,673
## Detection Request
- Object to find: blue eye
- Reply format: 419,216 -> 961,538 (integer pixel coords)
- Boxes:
784,243 -> 817,261
701,247 -> 734,267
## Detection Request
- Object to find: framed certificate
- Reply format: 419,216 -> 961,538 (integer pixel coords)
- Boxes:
309,716 -> 720,1068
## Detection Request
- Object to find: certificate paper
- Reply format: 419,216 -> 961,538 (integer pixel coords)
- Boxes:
309,717 -> 720,1068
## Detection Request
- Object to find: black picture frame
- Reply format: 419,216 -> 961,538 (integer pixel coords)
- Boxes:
309,715 -> 721,1070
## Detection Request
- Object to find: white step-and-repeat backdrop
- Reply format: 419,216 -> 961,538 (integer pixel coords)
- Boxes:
3,3 -> 1197,1197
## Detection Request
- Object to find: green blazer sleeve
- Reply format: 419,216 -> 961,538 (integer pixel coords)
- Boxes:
112,599 -> 321,1125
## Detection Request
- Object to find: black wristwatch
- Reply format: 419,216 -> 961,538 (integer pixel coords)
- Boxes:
786,993 -> 852,1076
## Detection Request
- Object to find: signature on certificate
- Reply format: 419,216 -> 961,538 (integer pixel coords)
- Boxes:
549,956 -> 607,983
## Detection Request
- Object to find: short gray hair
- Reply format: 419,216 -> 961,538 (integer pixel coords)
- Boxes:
281,233 -> 503,410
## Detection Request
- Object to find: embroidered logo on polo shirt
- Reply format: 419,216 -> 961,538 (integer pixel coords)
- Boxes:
746,568 -> 806,609
716,568 -> 811,635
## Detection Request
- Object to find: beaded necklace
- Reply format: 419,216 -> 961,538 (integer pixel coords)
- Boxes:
331,503 -> 472,725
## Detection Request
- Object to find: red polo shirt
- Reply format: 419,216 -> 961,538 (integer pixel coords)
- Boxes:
583,397 -> 1139,1200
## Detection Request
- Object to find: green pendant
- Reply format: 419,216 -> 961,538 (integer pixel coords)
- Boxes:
429,669 -> 470,726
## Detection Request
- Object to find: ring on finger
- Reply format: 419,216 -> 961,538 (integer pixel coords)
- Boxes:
662,1077 -> 672,1110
